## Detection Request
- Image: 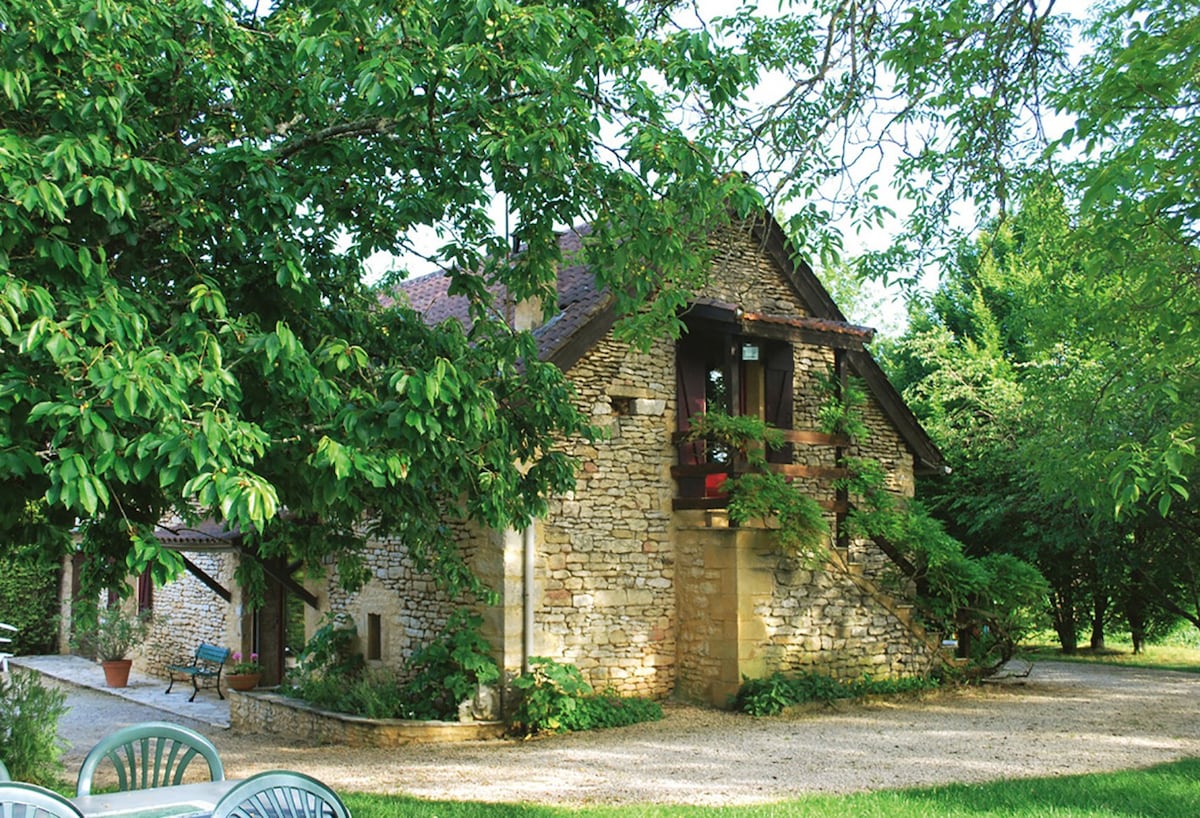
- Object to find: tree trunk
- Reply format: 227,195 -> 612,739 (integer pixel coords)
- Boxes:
1052,583 -> 1078,654
1090,591 -> 1107,651
1126,596 -> 1147,655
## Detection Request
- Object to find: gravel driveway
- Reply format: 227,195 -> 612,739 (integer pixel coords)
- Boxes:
53,660 -> 1200,806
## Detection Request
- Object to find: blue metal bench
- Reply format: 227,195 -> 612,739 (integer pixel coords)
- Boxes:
165,643 -> 231,702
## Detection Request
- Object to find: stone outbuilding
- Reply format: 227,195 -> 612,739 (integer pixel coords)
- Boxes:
99,211 -> 945,708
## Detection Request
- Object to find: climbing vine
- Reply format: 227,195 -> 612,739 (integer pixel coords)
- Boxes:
687,375 -> 1048,676
836,458 -> 1048,672
815,370 -> 870,441
683,412 -> 828,558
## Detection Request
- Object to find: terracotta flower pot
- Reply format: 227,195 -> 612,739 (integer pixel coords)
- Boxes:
101,659 -> 133,688
226,673 -> 261,691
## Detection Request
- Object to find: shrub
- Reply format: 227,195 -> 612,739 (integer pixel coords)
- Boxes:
281,613 -> 367,711
290,613 -> 363,681
283,609 -> 500,721
734,670 -> 939,716
558,692 -> 664,732
0,670 -> 67,785
510,657 -> 663,736
399,609 -> 500,721
0,555 -> 59,655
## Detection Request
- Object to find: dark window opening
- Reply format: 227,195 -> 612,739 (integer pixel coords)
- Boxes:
676,328 -> 794,498
366,613 -> 382,661
136,568 -> 153,612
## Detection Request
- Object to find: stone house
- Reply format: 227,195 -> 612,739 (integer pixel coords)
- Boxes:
87,211 -> 944,708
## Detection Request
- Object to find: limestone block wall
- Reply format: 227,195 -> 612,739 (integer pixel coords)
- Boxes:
846,393 -> 919,576
706,223 -> 810,316
675,525 -> 934,707
324,532 -> 476,676
541,335 -> 679,698
231,690 -> 504,746
144,551 -> 238,677
277,219 -> 933,708
759,546 -> 932,681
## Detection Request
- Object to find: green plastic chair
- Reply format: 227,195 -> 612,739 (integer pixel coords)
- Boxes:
75,721 -> 225,797
0,782 -> 85,818
211,771 -> 350,818
0,759 -> 9,781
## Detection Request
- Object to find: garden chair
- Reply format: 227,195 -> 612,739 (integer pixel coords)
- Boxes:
75,721 -> 225,797
0,782 -> 85,818
211,771 -> 350,818
0,759 -> 9,781
0,622 -> 16,674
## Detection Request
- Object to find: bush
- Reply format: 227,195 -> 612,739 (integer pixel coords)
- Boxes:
733,670 -> 938,716
290,613 -> 364,680
283,609 -> 500,721
281,613 -> 368,712
558,693 -> 665,732
0,556 -> 59,655
0,670 -> 67,785
509,657 -> 663,736
399,609 -> 500,721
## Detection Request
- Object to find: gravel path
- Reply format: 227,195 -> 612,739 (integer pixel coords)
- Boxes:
53,660 -> 1200,806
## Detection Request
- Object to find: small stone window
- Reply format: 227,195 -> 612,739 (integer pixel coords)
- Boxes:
611,396 -> 634,416
366,613 -> 382,661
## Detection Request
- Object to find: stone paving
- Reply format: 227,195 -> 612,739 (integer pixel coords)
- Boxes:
11,654 -> 230,728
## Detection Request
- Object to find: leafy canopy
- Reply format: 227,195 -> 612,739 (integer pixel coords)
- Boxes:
0,0 -> 758,598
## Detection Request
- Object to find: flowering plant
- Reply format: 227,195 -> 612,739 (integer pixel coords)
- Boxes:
230,651 -> 262,674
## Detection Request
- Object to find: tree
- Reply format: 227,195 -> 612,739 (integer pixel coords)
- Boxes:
884,181 -> 1200,650
0,0 -> 759,599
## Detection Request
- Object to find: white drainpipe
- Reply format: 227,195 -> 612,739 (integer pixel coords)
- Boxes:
522,526 -> 535,674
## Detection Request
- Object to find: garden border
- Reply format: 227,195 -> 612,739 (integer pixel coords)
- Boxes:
229,689 -> 506,746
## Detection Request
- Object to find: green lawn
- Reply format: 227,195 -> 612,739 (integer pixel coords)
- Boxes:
342,759 -> 1200,817
1019,634 -> 1200,675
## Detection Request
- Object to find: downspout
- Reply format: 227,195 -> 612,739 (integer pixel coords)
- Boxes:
522,526 -> 536,674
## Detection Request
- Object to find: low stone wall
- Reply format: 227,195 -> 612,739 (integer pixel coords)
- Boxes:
230,690 -> 506,746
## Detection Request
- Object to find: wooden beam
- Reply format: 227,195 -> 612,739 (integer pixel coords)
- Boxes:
670,464 -> 731,477
671,463 -> 847,479
768,464 -> 849,480
673,496 -> 849,514
672,497 -> 729,511
669,429 -> 850,447
243,552 -> 320,610
781,430 -> 851,446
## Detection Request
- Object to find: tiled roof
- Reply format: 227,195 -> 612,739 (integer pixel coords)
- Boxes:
388,226 -> 611,363
387,214 -> 943,472
688,297 -> 876,342
154,518 -> 239,548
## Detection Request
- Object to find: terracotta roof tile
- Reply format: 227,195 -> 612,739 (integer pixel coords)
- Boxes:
389,226 -> 608,360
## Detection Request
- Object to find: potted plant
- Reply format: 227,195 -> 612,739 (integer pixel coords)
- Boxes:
226,651 -> 262,691
71,604 -> 152,688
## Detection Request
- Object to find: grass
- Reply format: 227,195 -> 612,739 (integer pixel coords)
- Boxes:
341,758 -> 1200,817
1019,626 -> 1200,674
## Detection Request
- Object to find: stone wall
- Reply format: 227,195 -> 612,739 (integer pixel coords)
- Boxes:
846,390 -> 919,577
675,524 -> 934,707
324,532 -> 477,676
536,222 -> 934,702
539,336 -> 678,697
142,551 -> 239,678
231,690 -> 504,746
706,223 -> 811,316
